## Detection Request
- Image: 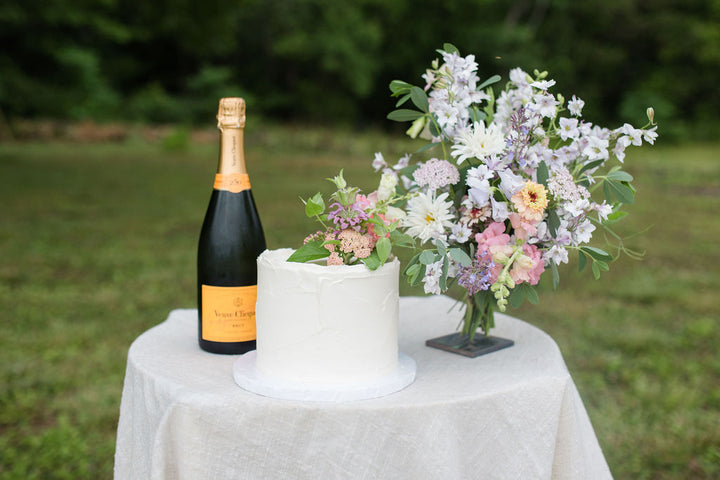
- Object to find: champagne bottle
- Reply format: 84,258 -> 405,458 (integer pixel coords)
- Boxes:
197,97 -> 266,354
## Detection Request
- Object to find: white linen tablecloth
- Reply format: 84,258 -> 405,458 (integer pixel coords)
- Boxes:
114,295 -> 612,479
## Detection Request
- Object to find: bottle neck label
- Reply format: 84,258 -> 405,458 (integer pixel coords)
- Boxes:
214,173 -> 251,193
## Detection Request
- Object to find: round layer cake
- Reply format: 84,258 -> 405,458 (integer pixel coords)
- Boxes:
255,248 -> 400,385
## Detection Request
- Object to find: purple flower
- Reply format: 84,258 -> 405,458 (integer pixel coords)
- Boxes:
326,202 -> 369,230
456,250 -> 494,295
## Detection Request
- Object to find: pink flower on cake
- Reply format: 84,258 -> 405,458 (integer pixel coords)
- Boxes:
327,252 -> 343,266
511,181 -> 548,223
337,229 -> 376,259
354,193 -> 376,210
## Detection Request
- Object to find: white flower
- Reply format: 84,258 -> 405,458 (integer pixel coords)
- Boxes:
422,261 -> 443,294
532,93 -> 559,118
450,122 -> 506,164
377,172 -> 398,202
545,245 -> 569,265
498,168 -> 525,198
593,201 -> 613,222
466,165 -> 493,206
531,79 -> 556,91
393,153 -> 411,170
509,68 -> 531,89
404,192 -> 455,243
613,135 -> 632,162
450,223 -> 472,243
643,126 -> 658,145
491,197 -> 509,222
558,117 -> 579,141
372,152 -> 386,172
583,136 -> 609,161
620,123 -> 643,146
384,206 -> 406,222
568,95 -> 585,116
573,219 -> 596,244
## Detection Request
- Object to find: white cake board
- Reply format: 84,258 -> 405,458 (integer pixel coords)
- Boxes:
233,352 -> 416,402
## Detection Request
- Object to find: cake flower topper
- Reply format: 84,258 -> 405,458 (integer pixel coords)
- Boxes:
287,169 -> 416,270
291,43 -> 657,341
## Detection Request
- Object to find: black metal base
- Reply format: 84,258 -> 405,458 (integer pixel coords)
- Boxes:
425,332 -> 514,358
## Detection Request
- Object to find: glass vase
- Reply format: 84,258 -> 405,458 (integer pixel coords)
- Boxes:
425,291 -> 514,358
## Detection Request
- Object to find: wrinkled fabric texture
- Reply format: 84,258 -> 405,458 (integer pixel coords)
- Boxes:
114,295 -> 612,480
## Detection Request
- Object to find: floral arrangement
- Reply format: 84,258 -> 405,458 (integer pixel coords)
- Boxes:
287,170 -> 414,270
291,43 -> 657,342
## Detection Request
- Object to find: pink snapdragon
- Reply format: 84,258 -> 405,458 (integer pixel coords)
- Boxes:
508,213 -> 537,241
510,243 -> 545,285
476,222 -> 513,283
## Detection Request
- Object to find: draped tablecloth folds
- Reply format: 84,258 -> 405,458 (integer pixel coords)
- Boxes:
114,295 -> 612,480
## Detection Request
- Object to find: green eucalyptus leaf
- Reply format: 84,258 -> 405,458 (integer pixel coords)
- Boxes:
395,93 -> 411,107
286,241 -> 330,263
389,80 -> 413,95
604,179 -> 635,205
387,109 -> 424,122
607,170 -> 634,182
578,250 -> 588,272
580,246 -> 613,262
435,239 -> 447,256
537,161 -> 549,187
477,74 -> 501,91
448,247 -> 472,267
551,262 -> 560,290
547,209 -> 561,237
405,263 -> 420,277
410,86 -> 429,113
578,159 -> 604,176
411,264 -> 426,286
416,141 -> 440,154
604,210 -> 628,224
419,250 -> 436,265
442,43 -> 459,54
439,255 -> 449,291
509,286 -> 526,308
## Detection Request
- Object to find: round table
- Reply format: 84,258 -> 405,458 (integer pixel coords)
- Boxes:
114,296 -> 612,479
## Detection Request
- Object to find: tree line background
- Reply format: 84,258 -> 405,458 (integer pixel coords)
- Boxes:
1,0 -> 718,140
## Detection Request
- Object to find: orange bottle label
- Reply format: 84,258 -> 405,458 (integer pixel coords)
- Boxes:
214,173 -> 251,193
201,284 -> 257,342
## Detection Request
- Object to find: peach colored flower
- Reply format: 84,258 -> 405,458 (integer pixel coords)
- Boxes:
510,243 -> 545,285
508,213 -> 537,241
511,181 -> 548,223
327,252 -> 343,266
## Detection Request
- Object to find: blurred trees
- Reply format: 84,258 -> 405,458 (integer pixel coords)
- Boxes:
1,0 -> 718,138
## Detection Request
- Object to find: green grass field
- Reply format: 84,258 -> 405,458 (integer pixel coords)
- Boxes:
1,124 -> 718,479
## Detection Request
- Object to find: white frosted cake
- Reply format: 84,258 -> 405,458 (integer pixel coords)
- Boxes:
254,248 -> 400,385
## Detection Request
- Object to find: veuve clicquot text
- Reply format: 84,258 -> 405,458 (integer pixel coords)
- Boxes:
197,97 -> 266,354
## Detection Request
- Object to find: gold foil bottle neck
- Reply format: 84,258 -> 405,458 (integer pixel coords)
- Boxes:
217,97 -> 246,129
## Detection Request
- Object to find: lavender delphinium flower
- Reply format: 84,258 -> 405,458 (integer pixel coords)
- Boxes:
327,202 -> 369,230
456,250 -> 494,296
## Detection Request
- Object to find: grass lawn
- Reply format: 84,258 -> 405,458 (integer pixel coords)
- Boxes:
1,123 -> 718,479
